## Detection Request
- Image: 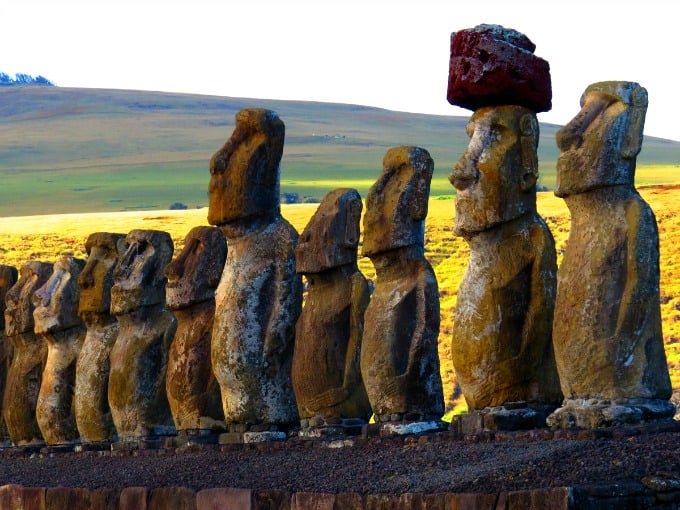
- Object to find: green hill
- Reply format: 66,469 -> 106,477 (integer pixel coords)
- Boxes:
1,86 -> 678,217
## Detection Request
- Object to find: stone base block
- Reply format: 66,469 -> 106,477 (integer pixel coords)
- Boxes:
451,402 -> 555,434
379,420 -> 444,437
298,418 -> 366,439
547,398 -> 677,429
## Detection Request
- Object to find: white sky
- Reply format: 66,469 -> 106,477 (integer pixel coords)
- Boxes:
1,0 -> 678,141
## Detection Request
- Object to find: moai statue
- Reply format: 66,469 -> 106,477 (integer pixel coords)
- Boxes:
446,24 -> 561,432
0,265 -> 18,443
449,106 -> 562,413
33,255 -> 86,446
293,188 -> 372,434
165,226 -> 226,433
108,230 -> 177,442
2,261 -> 52,445
74,232 -> 125,444
208,108 -> 302,437
361,146 -> 444,431
548,81 -> 674,428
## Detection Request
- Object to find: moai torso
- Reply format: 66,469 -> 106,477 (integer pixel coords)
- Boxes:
208,108 -> 301,428
74,232 -> 125,443
108,230 -> 177,440
165,226 -> 226,431
552,82 -> 672,404
2,261 -> 52,445
361,146 -> 444,421
292,189 -> 372,423
0,265 -> 18,442
450,106 -> 561,410
33,255 -> 86,445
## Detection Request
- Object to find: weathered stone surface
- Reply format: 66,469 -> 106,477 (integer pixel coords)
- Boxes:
3,261 -> 52,445
447,492 -> 501,510
507,487 -> 573,509
361,146 -> 444,420
0,485 -> 46,510
0,265 -> 18,442
45,487 -> 90,510
253,489 -> 291,510
119,487 -> 148,510
148,486 -> 196,510
293,188 -> 372,424
166,226 -> 226,431
550,81 -> 672,427
33,255 -> 86,445
89,488 -> 120,510
109,230 -> 177,440
450,106 -> 561,410
196,487 -> 252,510
447,24 -> 551,112
208,108 -> 301,427
75,232 -> 126,444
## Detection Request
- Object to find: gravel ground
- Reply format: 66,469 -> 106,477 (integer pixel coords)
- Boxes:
0,424 -> 679,495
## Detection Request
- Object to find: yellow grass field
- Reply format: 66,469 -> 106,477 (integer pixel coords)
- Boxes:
1,186 -> 679,416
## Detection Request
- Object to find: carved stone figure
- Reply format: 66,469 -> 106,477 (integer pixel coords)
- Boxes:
449,106 -> 562,411
74,232 -> 125,444
549,81 -> 673,428
361,146 -> 444,423
165,226 -> 226,431
2,261 -> 52,445
33,255 -> 86,445
293,188 -> 372,428
108,230 -> 177,441
0,265 -> 18,442
208,108 -> 301,430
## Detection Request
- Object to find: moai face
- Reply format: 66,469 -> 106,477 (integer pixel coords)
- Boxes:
110,230 -> 174,316
4,261 -> 53,337
362,146 -> 434,257
207,108 -> 284,227
165,226 -> 226,310
78,233 -> 126,316
33,255 -> 86,335
0,265 -> 18,331
295,188 -> 363,274
449,105 -> 539,238
554,81 -> 647,198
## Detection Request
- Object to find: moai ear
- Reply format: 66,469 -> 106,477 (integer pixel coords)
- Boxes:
343,194 -> 363,248
519,113 -> 539,192
621,85 -> 648,160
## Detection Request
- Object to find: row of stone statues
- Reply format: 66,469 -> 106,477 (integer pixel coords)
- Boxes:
0,24 -> 674,447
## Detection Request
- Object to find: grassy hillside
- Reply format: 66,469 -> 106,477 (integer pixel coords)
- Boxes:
1,87 -> 678,217
2,188 -> 679,415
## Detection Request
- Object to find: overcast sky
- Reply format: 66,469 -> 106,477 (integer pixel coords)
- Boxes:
2,0 -> 677,141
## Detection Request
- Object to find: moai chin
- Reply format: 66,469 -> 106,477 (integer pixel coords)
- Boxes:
74,232 -> 125,444
208,108 -> 302,431
0,265 -> 18,443
33,254 -> 86,445
108,229 -> 177,441
361,146 -> 445,425
549,81 -> 673,428
450,106 -> 562,412
165,226 -> 226,432
293,188 -> 372,430
2,261 -> 52,445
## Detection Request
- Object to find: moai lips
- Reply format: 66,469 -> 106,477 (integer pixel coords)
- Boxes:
447,24 -> 552,112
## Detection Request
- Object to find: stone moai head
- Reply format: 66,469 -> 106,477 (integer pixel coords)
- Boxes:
110,230 -> 174,316
295,188 -> 363,274
78,232 -> 126,317
165,226 -> 226,310
4,261 -> 53,337
554,81 -> 648,198
207,108 -> 284,227
32,255 -> 86,335
449,106 -> 540,238
0,265 -> 18,331
362,146 -> 434,257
